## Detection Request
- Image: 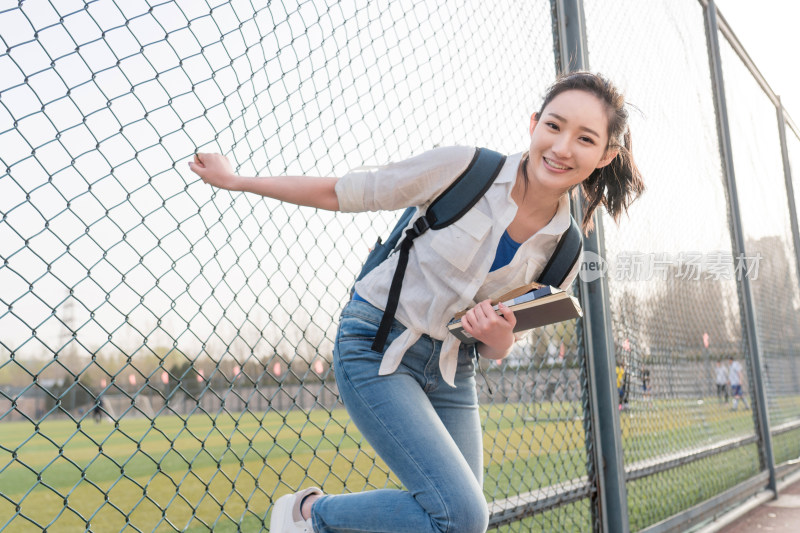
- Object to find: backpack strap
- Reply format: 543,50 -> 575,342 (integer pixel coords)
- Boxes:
537,215 -> 583,287
371,148 -> 506,353
353,206 -> 416,287
425,149 -> 508,229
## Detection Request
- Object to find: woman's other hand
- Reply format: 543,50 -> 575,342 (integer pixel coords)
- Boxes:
189,153 -> 240,191
186,153 -> 340,210
461,300 -> 517,359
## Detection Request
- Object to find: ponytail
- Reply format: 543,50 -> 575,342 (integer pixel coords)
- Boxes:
579,127 -> 644,234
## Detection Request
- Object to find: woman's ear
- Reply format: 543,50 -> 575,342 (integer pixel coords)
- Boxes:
529,112 -> 539,135
597,147 -> 619,169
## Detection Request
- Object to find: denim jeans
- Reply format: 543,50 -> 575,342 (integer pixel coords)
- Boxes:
311,300 -> 489,533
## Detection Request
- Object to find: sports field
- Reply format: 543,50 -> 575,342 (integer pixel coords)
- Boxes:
0,398 -> 784,532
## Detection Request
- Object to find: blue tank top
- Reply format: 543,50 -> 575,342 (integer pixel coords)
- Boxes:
489,230 -> 522,272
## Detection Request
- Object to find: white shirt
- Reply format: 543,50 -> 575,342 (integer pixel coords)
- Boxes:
335,146 -> 580,387
729,360 -> 743,385
715,365 -> 728,385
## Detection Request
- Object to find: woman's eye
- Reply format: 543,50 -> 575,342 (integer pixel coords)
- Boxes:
545,122 -> 559,130
579,136 -> 595,144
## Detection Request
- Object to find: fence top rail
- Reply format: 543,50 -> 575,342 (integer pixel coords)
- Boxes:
771,418 -> 800,436
487,477 -> 591,528
625,433 -> 759,482
698,0 -> 800,138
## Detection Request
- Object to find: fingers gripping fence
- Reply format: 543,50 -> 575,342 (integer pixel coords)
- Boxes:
1,1 -> 800,533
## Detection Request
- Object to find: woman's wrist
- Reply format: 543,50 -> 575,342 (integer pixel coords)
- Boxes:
230,174 -> 252,192
477,331 -> 515,360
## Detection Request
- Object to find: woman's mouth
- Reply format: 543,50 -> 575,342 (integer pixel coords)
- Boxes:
543,157 -> 571,171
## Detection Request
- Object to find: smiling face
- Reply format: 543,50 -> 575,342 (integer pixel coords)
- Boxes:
525,89 -> 618,195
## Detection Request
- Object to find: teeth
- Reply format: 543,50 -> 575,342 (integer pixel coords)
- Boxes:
545,157 -> 568,170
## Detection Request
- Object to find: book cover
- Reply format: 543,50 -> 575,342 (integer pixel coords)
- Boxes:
447,286 -> 583,344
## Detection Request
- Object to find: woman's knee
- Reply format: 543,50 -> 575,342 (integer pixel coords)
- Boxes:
455,504 -> 489,533
435,490 -> 489,533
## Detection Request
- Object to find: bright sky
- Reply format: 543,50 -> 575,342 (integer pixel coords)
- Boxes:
2,0 -> 798,359
0,0 -> 555,358
715,0 -> 800,123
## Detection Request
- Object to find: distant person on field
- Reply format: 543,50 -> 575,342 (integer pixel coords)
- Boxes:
616,361 -> 628,410
641,365 -> 650,399
714,360 -> 728,403
546,339 -> 558,365
728,356 -> 748,410
92,397 -> 105,422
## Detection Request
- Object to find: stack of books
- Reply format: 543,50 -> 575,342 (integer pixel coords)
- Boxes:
447,282 -> 583,344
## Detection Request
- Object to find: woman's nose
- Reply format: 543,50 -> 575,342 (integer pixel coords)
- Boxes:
551,135 -> 571,157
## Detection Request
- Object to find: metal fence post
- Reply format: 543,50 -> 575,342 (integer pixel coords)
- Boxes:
776,98 -> 800,297
704,0 -> 777,495
552,1 -> 630,532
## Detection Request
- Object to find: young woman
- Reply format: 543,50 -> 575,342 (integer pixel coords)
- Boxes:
189,71 -> 644,533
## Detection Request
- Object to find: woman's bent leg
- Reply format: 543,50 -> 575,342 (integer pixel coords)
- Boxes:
427,348 -> 483,486
311,302 -> 487,533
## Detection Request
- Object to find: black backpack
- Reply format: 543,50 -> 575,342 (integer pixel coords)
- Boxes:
354,147 -> 583,352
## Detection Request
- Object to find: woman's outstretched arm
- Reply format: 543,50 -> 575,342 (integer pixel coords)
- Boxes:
188,152 -> 340,211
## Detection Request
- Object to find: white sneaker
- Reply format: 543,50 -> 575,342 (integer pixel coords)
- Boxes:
269,487 -> 323,533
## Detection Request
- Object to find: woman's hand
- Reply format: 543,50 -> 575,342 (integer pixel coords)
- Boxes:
188,153 -> 241,191
461,299 -> 517,359
186,153 -> 340,210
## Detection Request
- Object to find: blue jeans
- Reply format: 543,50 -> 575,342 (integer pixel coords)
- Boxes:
311,300 -> 489,533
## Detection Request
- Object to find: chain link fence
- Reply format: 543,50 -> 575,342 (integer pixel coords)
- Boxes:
584,0 -> 764,529
583,0 -> 800,530
0,0 -> 798,532
718,30 -> 800,472
780,124 -> 800,468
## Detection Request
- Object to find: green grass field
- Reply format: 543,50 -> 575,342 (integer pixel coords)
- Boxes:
1,397 -> 797,532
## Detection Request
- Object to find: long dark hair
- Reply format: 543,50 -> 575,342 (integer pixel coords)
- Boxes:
534,71 -> 645,234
